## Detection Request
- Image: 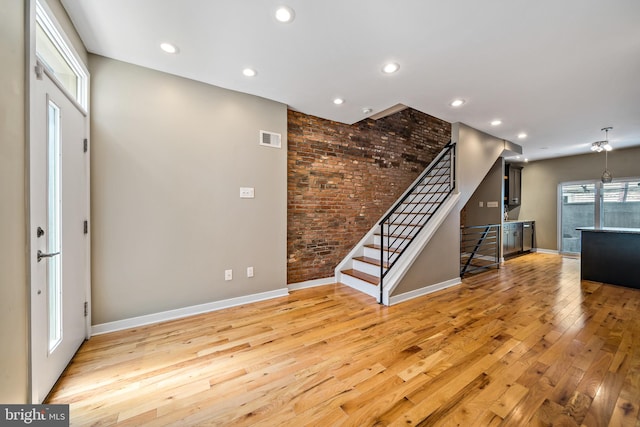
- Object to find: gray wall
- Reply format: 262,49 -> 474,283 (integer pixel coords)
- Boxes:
0,0 -> 28,404
455,123 -> 511,209
518,146 -> 640,250
462,158 -> 503,226
392,211 -> 461,294
90,55 -> 288,325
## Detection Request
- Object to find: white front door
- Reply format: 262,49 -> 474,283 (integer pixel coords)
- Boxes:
30,68 -> 89,403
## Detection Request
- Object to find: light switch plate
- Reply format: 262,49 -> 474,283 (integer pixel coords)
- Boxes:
487,201 -> 499,208
240,187 -> 255,198
225,269 -> 233,281
247,266 -> 254,278
479,201 -> 484,207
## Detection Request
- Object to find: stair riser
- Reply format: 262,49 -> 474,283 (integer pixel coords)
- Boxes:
352,259 -> 383,277
396,204 -> 438,217
382,225 -> 420,237
423,166 -> 450,176
339,274 -> 379,298
427,174 -> 450,185
437,176 -> 451,184
363,246 -> 399,262
405,193 -> 446,204
390,213 -> 432,224
374,235 -> 410,249
413,183 -> 446,193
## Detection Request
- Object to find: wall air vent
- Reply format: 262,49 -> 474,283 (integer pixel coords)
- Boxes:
259,130 -> 282,148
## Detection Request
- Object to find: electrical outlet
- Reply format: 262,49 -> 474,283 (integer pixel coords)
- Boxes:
239,187 -> 255,198
225,269 -> 233,281
247,266 -> 254,278
479,201 -> 484,207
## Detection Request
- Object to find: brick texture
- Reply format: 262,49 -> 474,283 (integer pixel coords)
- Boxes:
287,108 -> 451,284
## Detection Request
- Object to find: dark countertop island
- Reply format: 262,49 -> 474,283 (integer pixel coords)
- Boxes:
578,227 -> 640,290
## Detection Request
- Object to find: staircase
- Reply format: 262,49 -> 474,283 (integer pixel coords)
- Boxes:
336,143 -> 456,303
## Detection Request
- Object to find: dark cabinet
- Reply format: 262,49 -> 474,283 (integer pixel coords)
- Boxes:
503,222 -> 522,256
503,221 -> 535,257
504,164 -> 522,207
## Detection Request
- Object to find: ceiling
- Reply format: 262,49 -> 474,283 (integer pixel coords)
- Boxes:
61,0 -> 640,161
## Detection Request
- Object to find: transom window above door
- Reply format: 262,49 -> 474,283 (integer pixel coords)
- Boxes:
35,0 -> 88,110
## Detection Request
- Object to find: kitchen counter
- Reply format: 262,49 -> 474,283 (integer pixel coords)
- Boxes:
578,227 -> 640,289
577,227 -> 640,235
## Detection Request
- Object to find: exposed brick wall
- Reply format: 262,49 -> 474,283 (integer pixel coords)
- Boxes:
287,108 -> 451,284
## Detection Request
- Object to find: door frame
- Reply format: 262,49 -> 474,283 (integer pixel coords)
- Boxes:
27,0 -> 91,403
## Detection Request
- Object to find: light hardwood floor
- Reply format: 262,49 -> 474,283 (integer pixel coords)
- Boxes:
47,253 -> 640,426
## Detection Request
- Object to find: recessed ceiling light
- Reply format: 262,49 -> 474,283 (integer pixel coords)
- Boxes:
382,62 -> 400,74
491,120 -> 502,126
517,133 -> 527,139
362,108 -> 373,114
242,68 -> 257,77
333,98 -> 344,105
524,158 -> 529,162
160,42 -> 178,54
450,99 -> 465,107
275,6 -> 295,23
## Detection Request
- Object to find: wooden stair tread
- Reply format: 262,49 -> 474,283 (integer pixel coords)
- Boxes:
390,211 -> 428,216
341,269 -> 379,285
374,233 -> 413,240
353,256 -> 390,268
412,191 -> 449,195
364,244 -> 401,254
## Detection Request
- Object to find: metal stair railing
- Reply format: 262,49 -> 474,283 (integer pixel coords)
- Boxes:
460,224 -> 501,276
378,142 -> 456,303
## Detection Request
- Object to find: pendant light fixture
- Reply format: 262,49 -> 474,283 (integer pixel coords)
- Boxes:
591,127 -> 613,183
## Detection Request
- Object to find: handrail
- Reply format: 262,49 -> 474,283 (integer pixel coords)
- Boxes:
378,142 -> 456,303
460,224 -> 501,276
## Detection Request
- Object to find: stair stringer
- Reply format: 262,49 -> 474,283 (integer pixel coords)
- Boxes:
379,193 -> 460,305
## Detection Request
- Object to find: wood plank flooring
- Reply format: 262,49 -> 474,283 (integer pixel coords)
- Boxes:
47,253 -> 640,426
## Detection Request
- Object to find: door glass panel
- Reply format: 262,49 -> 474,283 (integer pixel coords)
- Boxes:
560,183 -> 596,253
603,180 -> 640,228
47,100 -> 62,352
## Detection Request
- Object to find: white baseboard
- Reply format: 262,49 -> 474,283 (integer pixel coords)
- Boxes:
91,287 -> 289,336
534,248 -> 559,255
389,277 -> 461,305
288,277 -> 335,291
